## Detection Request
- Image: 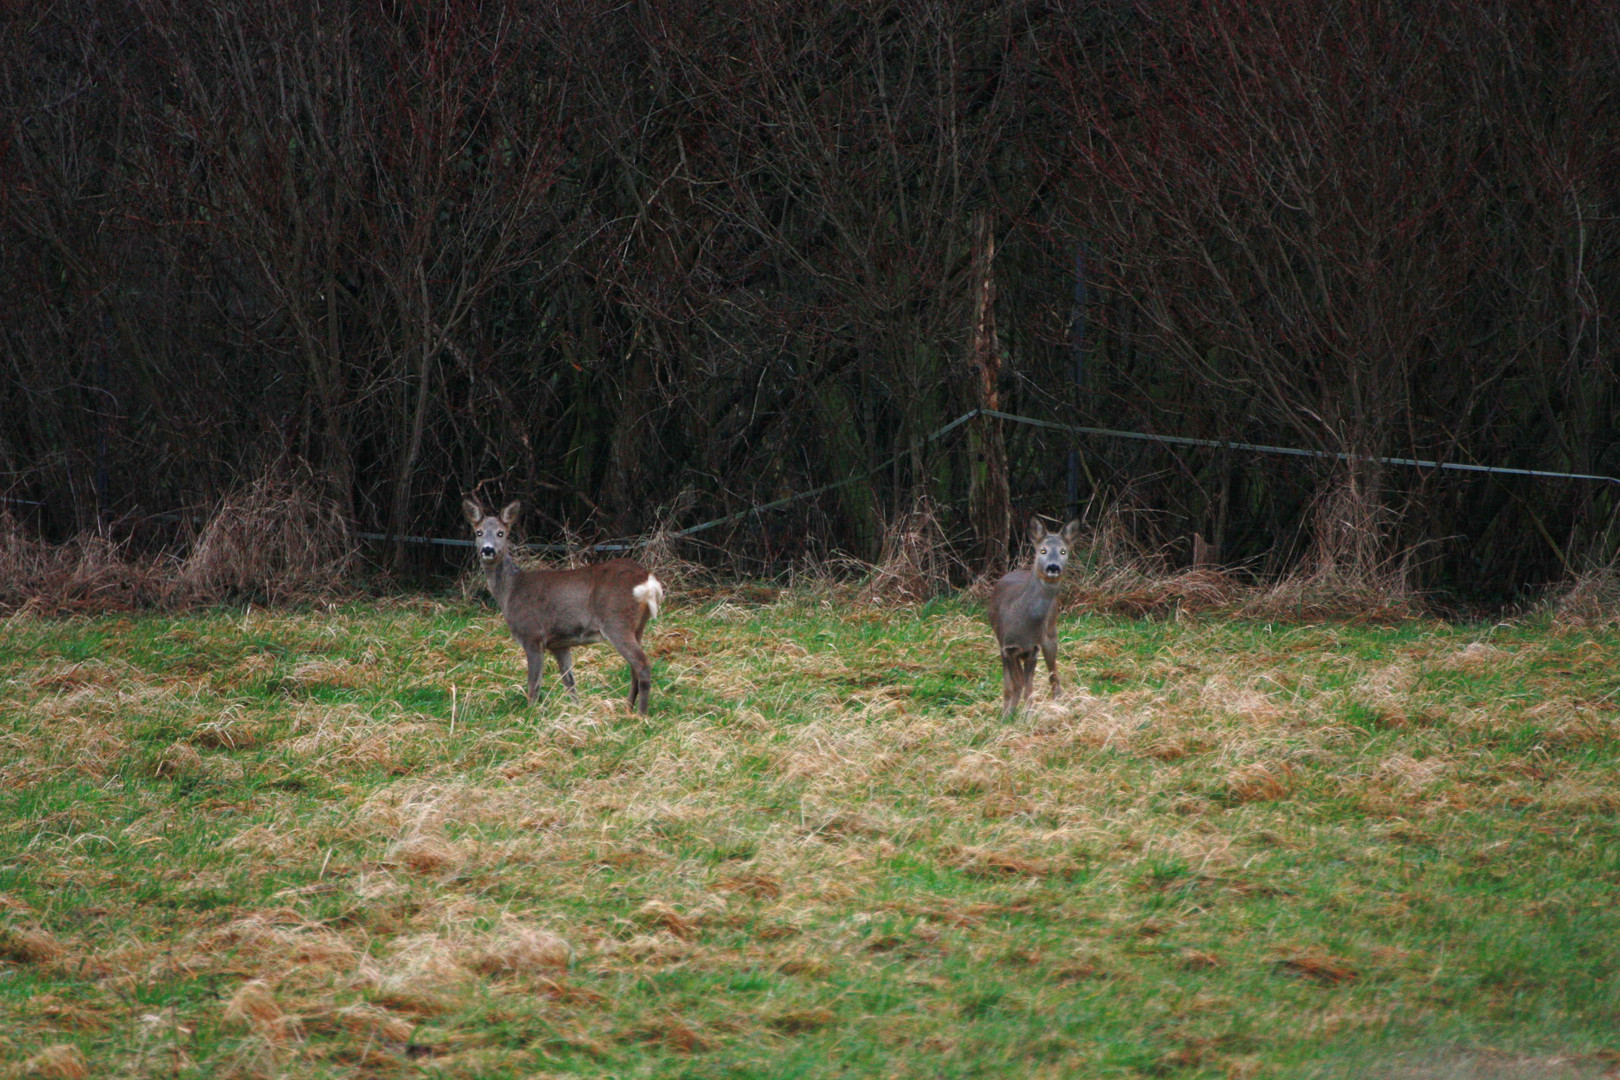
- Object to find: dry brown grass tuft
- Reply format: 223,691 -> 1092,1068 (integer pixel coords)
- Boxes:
626,1015 -> 717,1054
1223,761 -> 1297,804
389,835 -> 466,877
0,509 -> 169,615
171,466 -> 353,605
0,925 -> 65,966
150,741 -> 205,779
222,980 -> 302,1043
945,845 -> 1079,879
201,913 -> 359,978
1439,641 -> 1511,671
857,497 -> 965,604
464,925 -> 572,976
1273,949 -> 1359,985
1543,562 -> 1620,628
19,1044 -> 90,1080
1076,566 -> 1242,618
636,519 -> 708,596
330,1002 -> 415,1044
1237,476 -> 1418,621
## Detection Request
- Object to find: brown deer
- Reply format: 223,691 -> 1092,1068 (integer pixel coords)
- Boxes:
989,516 -> 1081,719
463,499 -> 664,713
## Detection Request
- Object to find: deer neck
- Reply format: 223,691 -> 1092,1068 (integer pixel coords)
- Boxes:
1019,566 -> 1061,614
483,554 -> 521,611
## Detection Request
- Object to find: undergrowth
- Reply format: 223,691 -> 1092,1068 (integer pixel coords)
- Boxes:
1,590 -> 1618,1078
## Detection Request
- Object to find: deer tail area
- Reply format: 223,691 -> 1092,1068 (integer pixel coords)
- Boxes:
634,575 -> 664,620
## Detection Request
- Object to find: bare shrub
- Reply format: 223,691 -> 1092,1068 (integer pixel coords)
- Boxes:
1238,474 -> 1417,621
172,468 -> 354,605
857,497 -> 966,604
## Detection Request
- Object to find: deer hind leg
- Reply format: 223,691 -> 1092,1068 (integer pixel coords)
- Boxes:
1041,631 -> 1061,697
605,631 -> 653,715
551,647 -> 578,700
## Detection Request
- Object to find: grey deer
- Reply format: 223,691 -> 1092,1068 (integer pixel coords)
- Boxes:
463,499 -> 664,713
989,516 -> 1081,719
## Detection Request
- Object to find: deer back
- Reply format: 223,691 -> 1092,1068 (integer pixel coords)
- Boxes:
501,559 -> 654,645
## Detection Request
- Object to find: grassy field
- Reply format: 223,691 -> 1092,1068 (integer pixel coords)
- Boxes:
1,586 -> 1618,1078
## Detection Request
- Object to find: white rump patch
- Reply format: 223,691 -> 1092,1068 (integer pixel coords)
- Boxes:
633,575 -> 664,619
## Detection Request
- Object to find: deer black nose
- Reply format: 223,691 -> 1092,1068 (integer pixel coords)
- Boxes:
481,545 -> 495,558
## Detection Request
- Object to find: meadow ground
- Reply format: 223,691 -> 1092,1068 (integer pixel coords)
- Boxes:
1,587 -> 1618,1078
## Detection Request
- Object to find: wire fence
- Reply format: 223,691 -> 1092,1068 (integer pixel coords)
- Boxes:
361,409 -> 1618,555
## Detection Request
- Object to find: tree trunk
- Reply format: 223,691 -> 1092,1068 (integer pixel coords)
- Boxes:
967,210 -> 1010,575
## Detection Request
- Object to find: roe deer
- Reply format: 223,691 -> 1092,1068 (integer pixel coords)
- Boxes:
463,499 -> 664,713
989,516 -> 1081,719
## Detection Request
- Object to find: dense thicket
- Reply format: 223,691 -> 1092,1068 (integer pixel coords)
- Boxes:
3,0 -> 1616,598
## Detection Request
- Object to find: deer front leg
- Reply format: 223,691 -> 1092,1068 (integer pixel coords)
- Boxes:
1001,647 -> 1030,720
522,641 -> 547,705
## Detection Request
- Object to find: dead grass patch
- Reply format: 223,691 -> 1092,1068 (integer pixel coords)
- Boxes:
945,845 -> 1080,879
283,704 -> 431,772
0,510 -> 170,615
0,925 -> 66,966
328,1002 -> 415,1044
389,834 -> 466,876
1075,566 -> 1242,618
201,912 -> 359,977
1543,562 -> 1620,628
1439,641 -> 1512,671
857,497 -> 964,605
1273,949 -> 1359,985
1239,475 -> 1419,622
171,467 -> 354,606
222,979 -> 302,1043
1223,762 -> 1297,803
463,925 -> 572,976
19,1044 -> 91,1080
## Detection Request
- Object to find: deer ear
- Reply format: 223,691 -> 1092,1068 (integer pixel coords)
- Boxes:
1060,519 -> 1081,544
1028,516 -> 1046,544
462,499 -> 484,525
499,501 -> 522,526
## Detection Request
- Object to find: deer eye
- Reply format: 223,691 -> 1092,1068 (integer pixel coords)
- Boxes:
1059,548 -> 1067,556
497,531 -> 505,538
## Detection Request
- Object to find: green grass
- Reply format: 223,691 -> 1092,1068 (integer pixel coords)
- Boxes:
1,591 -> 1618,1078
